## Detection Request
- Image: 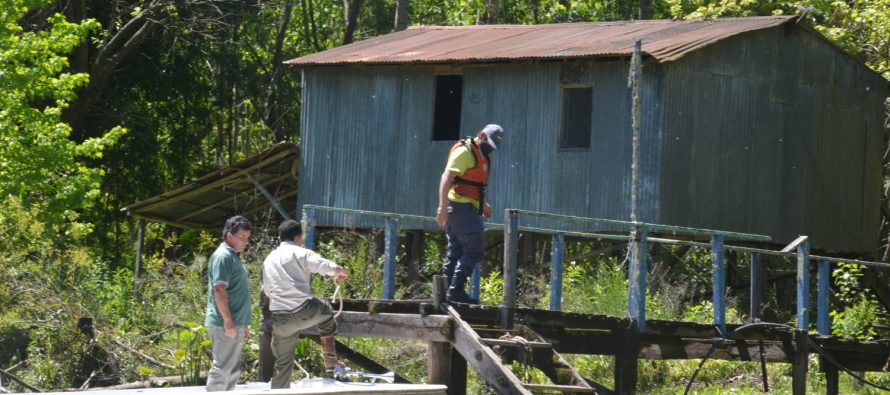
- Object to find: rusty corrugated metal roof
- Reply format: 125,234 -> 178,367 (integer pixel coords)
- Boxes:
286,16 -> 796,66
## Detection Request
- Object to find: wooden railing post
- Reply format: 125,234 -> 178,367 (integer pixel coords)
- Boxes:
627,227 -> 647,332
796,240 -> 810,330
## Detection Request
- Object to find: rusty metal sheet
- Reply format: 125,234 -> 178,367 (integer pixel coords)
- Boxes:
286,16 -> 795,66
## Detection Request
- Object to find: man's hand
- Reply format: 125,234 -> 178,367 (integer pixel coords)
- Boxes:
333,267 -> 348,282
482,202 -> 493,218
224,319 -> 237,338
243,327 -> 251,339
436,207 -> 448,227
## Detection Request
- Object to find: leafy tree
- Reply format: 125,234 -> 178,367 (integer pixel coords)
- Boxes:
0,0 -> 123,232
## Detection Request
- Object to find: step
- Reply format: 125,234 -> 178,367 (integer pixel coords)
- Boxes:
480,338 -> 552,349
522,383 -> 598,393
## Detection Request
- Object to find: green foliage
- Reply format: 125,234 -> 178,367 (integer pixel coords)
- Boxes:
316,234 -> 383,299
0,0 -> 124,229
173,323 -> 210,385
831,296 -> 879,339
664,0 -> 890,79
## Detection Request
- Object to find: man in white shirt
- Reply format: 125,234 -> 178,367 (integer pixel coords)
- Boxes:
262,219 -> 348,389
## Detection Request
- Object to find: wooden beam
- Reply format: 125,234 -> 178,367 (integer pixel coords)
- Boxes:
638,338 -> 791,362
446,304 -> 531,394
299,312 -> 452,342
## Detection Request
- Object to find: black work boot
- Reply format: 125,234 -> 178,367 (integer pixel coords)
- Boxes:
446,271 -> 479,304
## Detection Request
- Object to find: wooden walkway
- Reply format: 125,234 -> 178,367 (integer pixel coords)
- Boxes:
301,294 -> 890,395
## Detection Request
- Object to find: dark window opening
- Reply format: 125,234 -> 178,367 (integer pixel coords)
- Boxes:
560,87 -> 592,149
433,75 -> 463,141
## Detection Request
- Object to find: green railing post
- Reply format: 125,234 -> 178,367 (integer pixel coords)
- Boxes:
383,217 -> 398,299
712,234 -> 726,336
302,207 -> 316,250
503,209 -> 519,309
549,233 -> 565,311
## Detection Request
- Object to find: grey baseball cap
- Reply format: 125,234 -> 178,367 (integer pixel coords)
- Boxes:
481,124 -> 504,150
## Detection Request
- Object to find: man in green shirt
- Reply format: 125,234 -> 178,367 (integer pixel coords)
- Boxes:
205,215 -> 253,391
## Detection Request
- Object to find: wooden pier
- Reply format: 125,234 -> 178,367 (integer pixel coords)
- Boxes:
301,293 -> 890,395
297,205 -> 890,394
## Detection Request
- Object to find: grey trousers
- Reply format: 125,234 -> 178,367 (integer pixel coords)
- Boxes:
206,326 -> 245,392
270,298 -> 338,389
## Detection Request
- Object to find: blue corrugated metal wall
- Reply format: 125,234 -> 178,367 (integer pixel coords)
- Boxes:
298,61 -> 661,233
657,27 -> 886,252
296,25 -> 887,253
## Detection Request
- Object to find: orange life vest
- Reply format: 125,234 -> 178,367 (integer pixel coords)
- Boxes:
449,138 -> 490,205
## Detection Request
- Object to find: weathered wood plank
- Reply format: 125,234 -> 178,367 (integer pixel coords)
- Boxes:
479,338 -> 552,348
446,305 -> 531,395
299,312 -> 452,342
638,338 -> 791,362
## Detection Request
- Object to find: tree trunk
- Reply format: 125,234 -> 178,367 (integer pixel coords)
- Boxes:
342,0 -> 364,45
64,4 -> 161,127
266,0 -> 295,141
639,0 -> 651,19
394,0 -> 409,31
485,0 -> 499,24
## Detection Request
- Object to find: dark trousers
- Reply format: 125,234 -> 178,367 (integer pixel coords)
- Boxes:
443,201 -> 484,283
270,298 -> 337,389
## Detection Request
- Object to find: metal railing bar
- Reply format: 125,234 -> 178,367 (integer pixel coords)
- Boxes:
511,209 -> 771,241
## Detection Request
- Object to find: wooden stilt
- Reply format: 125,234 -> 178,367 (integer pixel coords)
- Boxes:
613,324 -> 639,395
792,329 -> 808,395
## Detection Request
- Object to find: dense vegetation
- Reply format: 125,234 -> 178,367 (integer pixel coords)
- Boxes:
1,0 -> 889,392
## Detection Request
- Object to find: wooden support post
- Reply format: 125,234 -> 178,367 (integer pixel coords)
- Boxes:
613,324 -> 639,395
796,240 -> 810,330
750,252 -> 763,320
429,276 -> 464,393
627,227 -> 648,332
549,233 -> 565,311
383,217 -> 398,299
711,234 -> 726,336
449,349 -> 468,395
503,209 -> 519,309
302,207 -> 316,250
823,364 -> 838,395
792,329 -> 808,395
133,218 -> 145,295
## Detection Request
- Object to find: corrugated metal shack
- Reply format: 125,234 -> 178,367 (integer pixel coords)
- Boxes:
286,16 -> 889,253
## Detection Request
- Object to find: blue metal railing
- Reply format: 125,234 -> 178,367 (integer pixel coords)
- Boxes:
302,204 -> 890,340
502,209 -> 771,333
